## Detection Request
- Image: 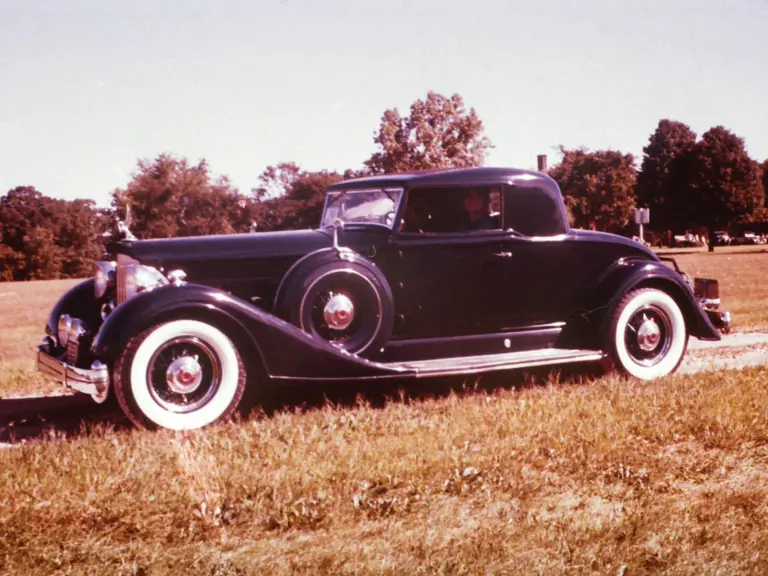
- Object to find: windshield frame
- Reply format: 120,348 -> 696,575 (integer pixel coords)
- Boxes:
320,187 -> 405,230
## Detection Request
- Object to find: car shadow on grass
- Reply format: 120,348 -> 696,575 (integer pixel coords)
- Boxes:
0,362 -> 609,446
243,361 -> 609,420
0,394 -> 131,445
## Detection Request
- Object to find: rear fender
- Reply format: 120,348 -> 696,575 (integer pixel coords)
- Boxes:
562,258 -> 721,347
90,283 -> 410,381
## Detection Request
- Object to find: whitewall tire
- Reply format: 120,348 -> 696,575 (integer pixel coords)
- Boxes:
114,319 -> 247,430
607,288 -> 688,380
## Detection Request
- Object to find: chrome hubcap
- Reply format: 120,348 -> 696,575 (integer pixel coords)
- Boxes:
146,336 -> 221,414
323,293 -> 355,330
166,355 -> 203,394
636,317 -> 662,351
624,306 -> 673,367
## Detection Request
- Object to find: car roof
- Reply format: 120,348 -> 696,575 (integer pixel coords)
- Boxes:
326,166 -> 554,191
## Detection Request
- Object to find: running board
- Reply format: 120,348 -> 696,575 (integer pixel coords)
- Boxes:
386,348 -> 605,378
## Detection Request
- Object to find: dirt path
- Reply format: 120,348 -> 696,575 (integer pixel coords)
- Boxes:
681,331 -> 768,374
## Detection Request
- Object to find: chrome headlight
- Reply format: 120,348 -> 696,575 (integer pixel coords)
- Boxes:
123,264 -> 169,300
94,261 -> 117,298
69,318 -> 86,342
58,314 -> 72,347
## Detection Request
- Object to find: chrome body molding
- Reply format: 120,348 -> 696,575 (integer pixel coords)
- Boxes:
270,347 -> 606,382
37,340 -> 110,403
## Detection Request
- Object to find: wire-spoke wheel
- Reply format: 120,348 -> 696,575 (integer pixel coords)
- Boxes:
114,319 -> 246,430
607,288 -> 688,380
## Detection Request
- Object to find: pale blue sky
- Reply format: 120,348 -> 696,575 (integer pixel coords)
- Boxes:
1,0 -> 766,207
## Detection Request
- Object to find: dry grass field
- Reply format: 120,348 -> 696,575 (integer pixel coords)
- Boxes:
1,246 -> 767,574
659,245 -> 768,330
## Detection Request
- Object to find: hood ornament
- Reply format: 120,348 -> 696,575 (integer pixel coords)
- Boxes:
117,204 -> 138,241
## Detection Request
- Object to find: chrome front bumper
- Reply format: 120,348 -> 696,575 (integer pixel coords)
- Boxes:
36,342 -> 110,403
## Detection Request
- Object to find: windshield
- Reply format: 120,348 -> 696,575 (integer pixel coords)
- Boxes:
320,188 -> 403,228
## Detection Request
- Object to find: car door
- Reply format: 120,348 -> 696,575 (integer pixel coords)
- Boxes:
390,229 -> 513,339
486,235 -> 570,330
488,183 -> 573,330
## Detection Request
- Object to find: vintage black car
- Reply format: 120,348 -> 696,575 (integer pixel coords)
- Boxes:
37,167 -> 732,430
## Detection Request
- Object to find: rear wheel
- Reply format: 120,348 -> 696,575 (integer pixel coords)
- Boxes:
606,288 -> 688,380
113,319 -> 247,430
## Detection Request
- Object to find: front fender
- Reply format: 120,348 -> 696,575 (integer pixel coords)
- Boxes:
45,279 -> 102,339
579,258 -> 721,343
90,283 -> 411,381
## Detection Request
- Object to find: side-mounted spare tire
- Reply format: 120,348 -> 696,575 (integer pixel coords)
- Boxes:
605,287 -> 689,380
275,249 -> 395,357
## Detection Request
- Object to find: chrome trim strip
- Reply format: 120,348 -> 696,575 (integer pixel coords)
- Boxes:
269,348 -> 605,381
37,346 -> 110,399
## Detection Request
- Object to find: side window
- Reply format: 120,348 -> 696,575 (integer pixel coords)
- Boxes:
400,186 -> 502,234
503,185 -> 565,237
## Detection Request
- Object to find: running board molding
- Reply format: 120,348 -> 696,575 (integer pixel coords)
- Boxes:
271,348 -> 606,382
387,348 -> 605,378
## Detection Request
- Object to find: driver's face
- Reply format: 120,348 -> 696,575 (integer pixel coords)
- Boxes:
464,189 -> 485,217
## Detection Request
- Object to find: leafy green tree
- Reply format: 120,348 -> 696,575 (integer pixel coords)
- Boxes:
0,220 -> 24,281
686,126 -> 764,246
363,91 -> 492,174
0,186 -> 61,280
53,199 -> 108,278
761,159 -> 768,207
549,146 -> 637,233
636,119 -> 698,231
252,162 -> 302,201
247,164 -> 343,231
25,226 -> 64,280
112,154 -> 244,239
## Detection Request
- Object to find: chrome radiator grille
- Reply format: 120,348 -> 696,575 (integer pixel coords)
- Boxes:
66,335 -> 80,365
116,264 -> 127,304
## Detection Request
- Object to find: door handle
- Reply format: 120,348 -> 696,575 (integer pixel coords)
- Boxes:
493,251 -> 513,258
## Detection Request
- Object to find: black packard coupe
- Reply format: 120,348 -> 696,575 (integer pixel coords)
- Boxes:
37,167 -> 732,430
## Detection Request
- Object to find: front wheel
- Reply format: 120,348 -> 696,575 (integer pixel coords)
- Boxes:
113,319 -> 247,430
606,288 -> 688,380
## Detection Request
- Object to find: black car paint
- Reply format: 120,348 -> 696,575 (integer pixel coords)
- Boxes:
89,282 -> 411,381
44,278 -> 102,339
42,166 -> 722,385
111,228 -> 335,306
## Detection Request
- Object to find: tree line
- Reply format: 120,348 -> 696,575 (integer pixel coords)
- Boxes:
2,91 -> 767,281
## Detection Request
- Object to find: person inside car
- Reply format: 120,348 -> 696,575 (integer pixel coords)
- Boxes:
461,187 -> 499,231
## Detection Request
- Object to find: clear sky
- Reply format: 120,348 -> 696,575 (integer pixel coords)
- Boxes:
1,0 -> 766,207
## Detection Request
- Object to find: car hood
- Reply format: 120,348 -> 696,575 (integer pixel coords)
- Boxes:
568,229 -> 658,260
112,228 -> 333,269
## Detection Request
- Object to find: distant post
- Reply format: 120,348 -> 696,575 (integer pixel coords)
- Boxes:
537,154 -> 548,173
634,208 -> 650,244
